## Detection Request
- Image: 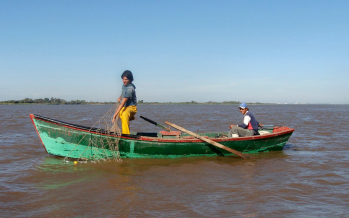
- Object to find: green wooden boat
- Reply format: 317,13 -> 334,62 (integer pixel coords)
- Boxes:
29,114 -> 295,159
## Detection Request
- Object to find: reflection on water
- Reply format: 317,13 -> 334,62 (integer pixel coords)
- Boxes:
0,104 -> 349,217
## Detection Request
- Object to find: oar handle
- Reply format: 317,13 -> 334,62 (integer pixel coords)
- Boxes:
140,116 -> 157,125
140,116 -> 171,132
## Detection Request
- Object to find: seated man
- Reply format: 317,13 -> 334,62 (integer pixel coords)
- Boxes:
229,103 -> 260,137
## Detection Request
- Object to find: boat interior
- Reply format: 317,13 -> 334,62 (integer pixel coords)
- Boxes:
133,127 -> 276,139
32,114 -> 289,140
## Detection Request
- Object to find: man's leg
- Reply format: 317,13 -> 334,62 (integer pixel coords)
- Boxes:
119,106 -> 137,134
128,106 -> 137,121
229,126 -> 241,137
119,107 -> 131,134
229,126 -> 254,137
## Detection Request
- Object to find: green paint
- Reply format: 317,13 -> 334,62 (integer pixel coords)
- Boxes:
31,115 -> 294,160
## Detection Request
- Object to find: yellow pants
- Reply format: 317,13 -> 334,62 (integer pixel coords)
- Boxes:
119,105 -> 137,134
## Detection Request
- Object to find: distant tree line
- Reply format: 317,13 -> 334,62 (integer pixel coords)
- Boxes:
1,98 -> 267,105
136,100 -> 271,105
1,97 -> 91,105
137,100 -> 243,105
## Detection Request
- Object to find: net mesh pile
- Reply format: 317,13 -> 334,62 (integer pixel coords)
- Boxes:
62,104 -> 122,163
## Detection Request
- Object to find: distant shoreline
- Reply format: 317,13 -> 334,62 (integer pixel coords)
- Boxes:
0,102 -> 338,106
0,97 -> 340,105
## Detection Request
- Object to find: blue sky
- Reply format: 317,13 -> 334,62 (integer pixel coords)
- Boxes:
1,0 -> 348,104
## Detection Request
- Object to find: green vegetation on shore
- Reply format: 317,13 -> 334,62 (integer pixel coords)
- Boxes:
0,97 -> 114,105
0,98 -> 270,105
139,100 -> 245,105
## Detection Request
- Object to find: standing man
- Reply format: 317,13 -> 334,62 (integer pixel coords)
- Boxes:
229,103 -> 260,137
112,70 -> 137,134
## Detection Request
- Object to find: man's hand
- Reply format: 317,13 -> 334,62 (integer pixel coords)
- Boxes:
112,113 -> 117,122
112,97 -> 128,122
229,124 -> 234,129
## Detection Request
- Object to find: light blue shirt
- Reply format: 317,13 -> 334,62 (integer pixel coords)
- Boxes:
121,83 -> 137,106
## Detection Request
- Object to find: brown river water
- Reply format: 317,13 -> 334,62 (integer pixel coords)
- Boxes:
1,104 -> 348,217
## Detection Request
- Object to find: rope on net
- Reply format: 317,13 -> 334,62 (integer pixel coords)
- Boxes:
62,104 -> 122,163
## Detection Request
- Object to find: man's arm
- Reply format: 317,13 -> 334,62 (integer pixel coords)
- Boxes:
112,97 -> 128,122
237,116 -> 251,129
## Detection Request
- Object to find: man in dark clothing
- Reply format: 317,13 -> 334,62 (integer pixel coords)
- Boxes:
229,103 -> 260,137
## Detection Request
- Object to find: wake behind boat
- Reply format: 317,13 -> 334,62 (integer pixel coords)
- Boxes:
29,114 -> 295,160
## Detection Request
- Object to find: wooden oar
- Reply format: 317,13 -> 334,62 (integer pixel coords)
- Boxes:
165,121 -> 250,159
140,116 -> 171,132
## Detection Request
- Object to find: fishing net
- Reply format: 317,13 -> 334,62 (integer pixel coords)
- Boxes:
62,104 -> 122,163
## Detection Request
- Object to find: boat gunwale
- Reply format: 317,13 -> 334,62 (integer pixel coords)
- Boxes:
29,114 -> 295,144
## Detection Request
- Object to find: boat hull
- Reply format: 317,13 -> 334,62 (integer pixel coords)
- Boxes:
29,114 -> 295,159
